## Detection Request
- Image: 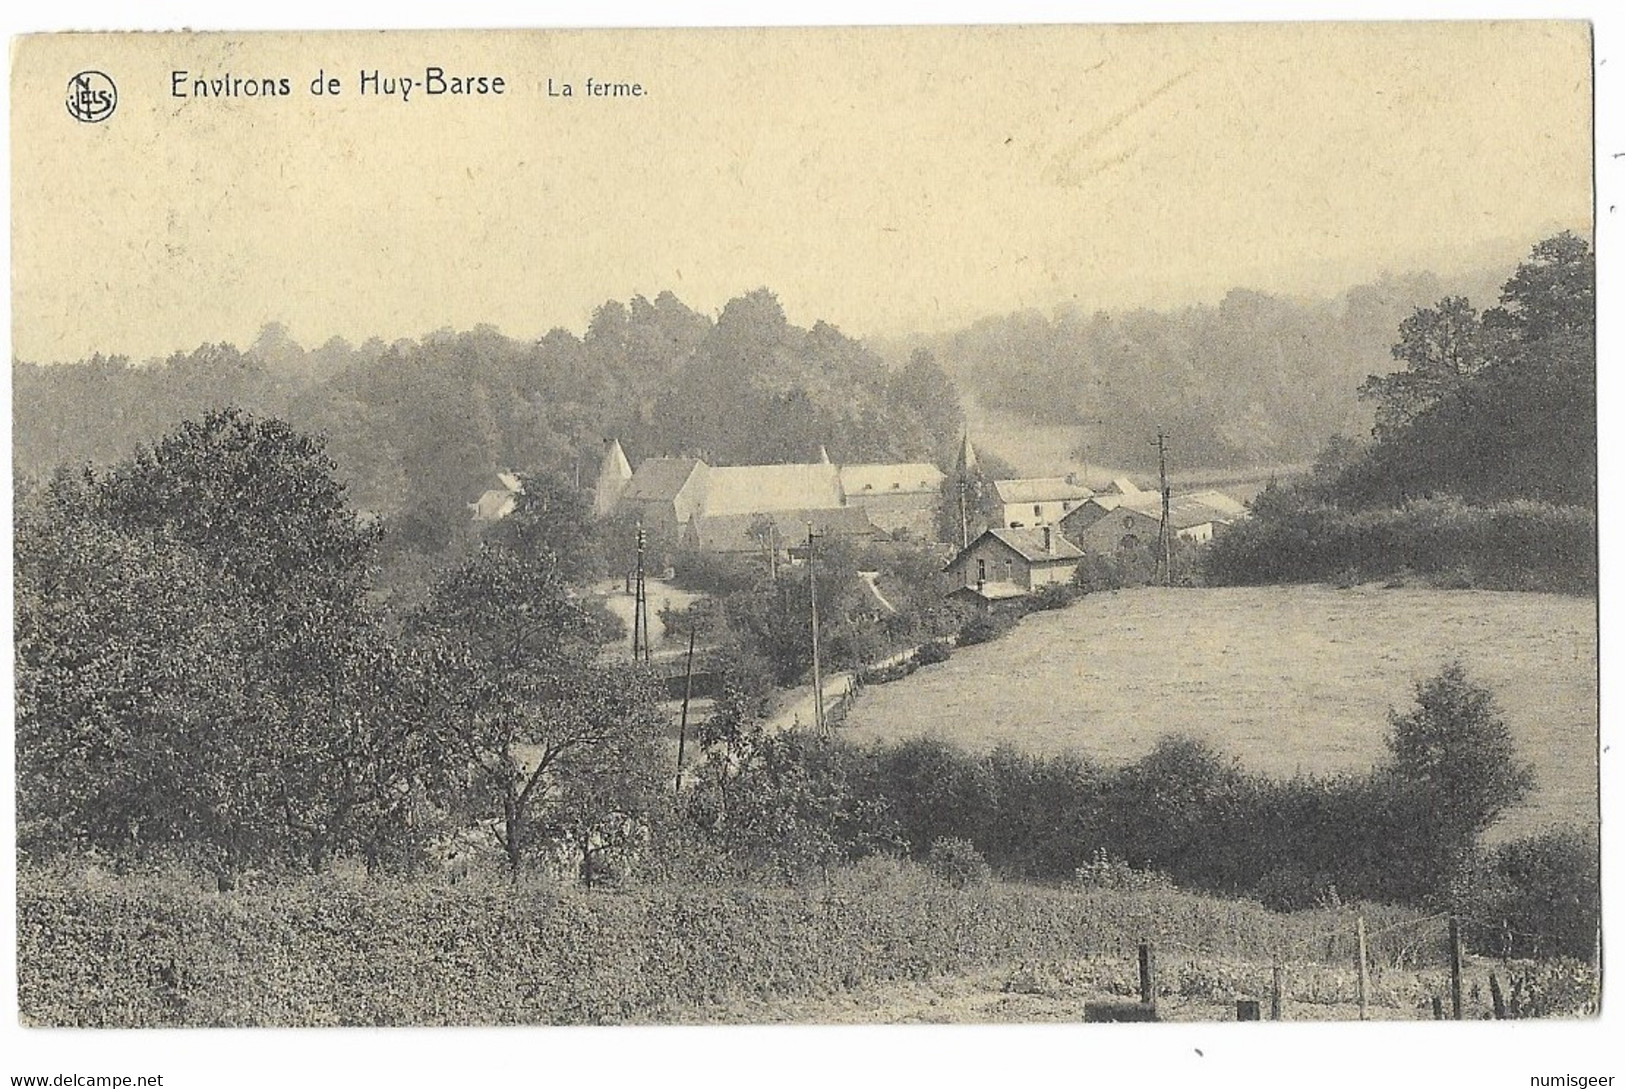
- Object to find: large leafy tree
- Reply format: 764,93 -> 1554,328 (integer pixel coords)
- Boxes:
14,411 -> 430,879
410,545 -> 666,876
1357,296 -> 1486,439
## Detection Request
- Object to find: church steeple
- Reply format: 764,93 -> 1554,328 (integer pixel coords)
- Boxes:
956,432 -> 978,475
593,438 -> 633,517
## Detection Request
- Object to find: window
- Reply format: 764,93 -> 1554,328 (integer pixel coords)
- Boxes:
1034,504 -> 1042,516
976,558 -> 986,583
1062,501 -> 1072,511
1123,515 -> 1135,529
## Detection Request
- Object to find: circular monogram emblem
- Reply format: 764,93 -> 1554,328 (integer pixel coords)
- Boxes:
66,71 -> 117,123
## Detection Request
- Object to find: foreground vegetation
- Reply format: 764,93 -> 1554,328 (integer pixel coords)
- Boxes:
28,856 -> 1593,1027
1205,233 -> 1594,593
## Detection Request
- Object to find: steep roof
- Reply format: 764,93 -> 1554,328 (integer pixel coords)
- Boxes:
993,477 -> 1094,506
1101,477 -> 1144,496
701,463 -> 843,516
839,462 -> 946,496
470,488 -> 518,522
592,440 -> 634,517
687,506 -> 882,552
622,457 -> 707,503
947,526 -> 1084,570
956,433 -> 978,474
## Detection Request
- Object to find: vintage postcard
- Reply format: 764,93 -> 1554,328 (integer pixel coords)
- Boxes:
5,16 -> 1609,1087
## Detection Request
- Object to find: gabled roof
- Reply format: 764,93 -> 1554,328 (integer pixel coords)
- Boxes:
701,463 -> 843,516
839,462 -> 946,496
1065,489 -> 1244,530
1101,477 -> 1144,496
993,477 -> 1094,506
470,489 -> 518,522
947,526 -> 1084,570
687,506 -> 882,552
623,458 -> 707,503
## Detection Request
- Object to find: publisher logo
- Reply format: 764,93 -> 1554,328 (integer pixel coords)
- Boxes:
66,71 -> 117,123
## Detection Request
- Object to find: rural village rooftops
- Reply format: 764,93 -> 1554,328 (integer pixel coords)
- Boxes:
993,477 -> 1095,505
838,462 -> 946,496
700,462 -> 844,516
944,526 -> 1085,571
686,506 -> 882,552
621,457 -> 706,502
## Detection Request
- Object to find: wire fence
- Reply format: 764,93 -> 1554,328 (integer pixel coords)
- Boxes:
1082,912 -> 1600,1022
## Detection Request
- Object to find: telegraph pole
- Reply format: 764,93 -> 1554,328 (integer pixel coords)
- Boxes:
1153,430 -> 1172,588
675,628 -> 696,795
807,522 -> 827,738
633,524 -> 651,663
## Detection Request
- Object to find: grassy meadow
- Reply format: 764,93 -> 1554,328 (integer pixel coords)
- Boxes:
841,585 -> 1597,843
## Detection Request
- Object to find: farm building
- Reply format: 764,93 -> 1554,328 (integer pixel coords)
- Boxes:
993,477 -> 1095,528
838,462 -> 946,537
615,456 -> 710,534
1061,488 -> 1247,552
943,525 -> 1083,601
583,439 -> 950,552
469,471 -> 524,522
683,506 -> 885,556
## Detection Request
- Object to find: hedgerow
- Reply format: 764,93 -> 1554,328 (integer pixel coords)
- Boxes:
16,859 -> 1438,1027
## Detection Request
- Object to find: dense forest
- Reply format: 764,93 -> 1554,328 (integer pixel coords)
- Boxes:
901,265 -> 1510,470
13,288 -> 964,561
1204,232 -> 1596,591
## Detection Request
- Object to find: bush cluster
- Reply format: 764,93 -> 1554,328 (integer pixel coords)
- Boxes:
1203,496 -> 1596,594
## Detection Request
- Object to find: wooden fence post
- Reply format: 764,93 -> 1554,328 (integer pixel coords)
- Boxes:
1270,964 -> 1283,1021
1432,995 -> 1444,1020
1449,915 -> 1464,1020
1355,915 -> 1370,1022
1138,941 -> 1156,1006
1489,972 -> 1506,1020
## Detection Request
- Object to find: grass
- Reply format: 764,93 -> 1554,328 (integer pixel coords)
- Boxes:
839,585 -> 1597,843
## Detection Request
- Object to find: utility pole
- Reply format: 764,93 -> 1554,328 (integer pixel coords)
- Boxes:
807,522 -> 827,738
632,524 -> 651,663
1153,429 -> 1172,588
675,628 -> 696,795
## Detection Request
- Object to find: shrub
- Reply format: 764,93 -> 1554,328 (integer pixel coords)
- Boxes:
956,611 -> 1012,646
925,837 -> 992,889
1030,583 -> 1079,611
914,640 -> 952,666
1452,827 -> 1600,961
1072,848 -> 1174,893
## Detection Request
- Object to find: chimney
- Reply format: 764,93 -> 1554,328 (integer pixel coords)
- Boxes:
1042,526 -> 1053,553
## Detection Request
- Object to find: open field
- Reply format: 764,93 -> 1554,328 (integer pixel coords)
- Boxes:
840,585 -> 1597,843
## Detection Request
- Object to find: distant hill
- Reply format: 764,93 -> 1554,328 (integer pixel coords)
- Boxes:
875,263 -> 1514,473
12,289 -> 963,558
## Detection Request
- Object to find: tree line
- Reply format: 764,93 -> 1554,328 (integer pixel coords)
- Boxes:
1203,233 -> 1595,591
12,289 -> 966,583
904,264 -> 1511,470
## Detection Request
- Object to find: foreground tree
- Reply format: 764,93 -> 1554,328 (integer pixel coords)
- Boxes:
14,411 -> 433,880
411,546 -> 666,876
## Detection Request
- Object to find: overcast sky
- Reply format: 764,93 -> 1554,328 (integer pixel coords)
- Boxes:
10,21 -> 1592,362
